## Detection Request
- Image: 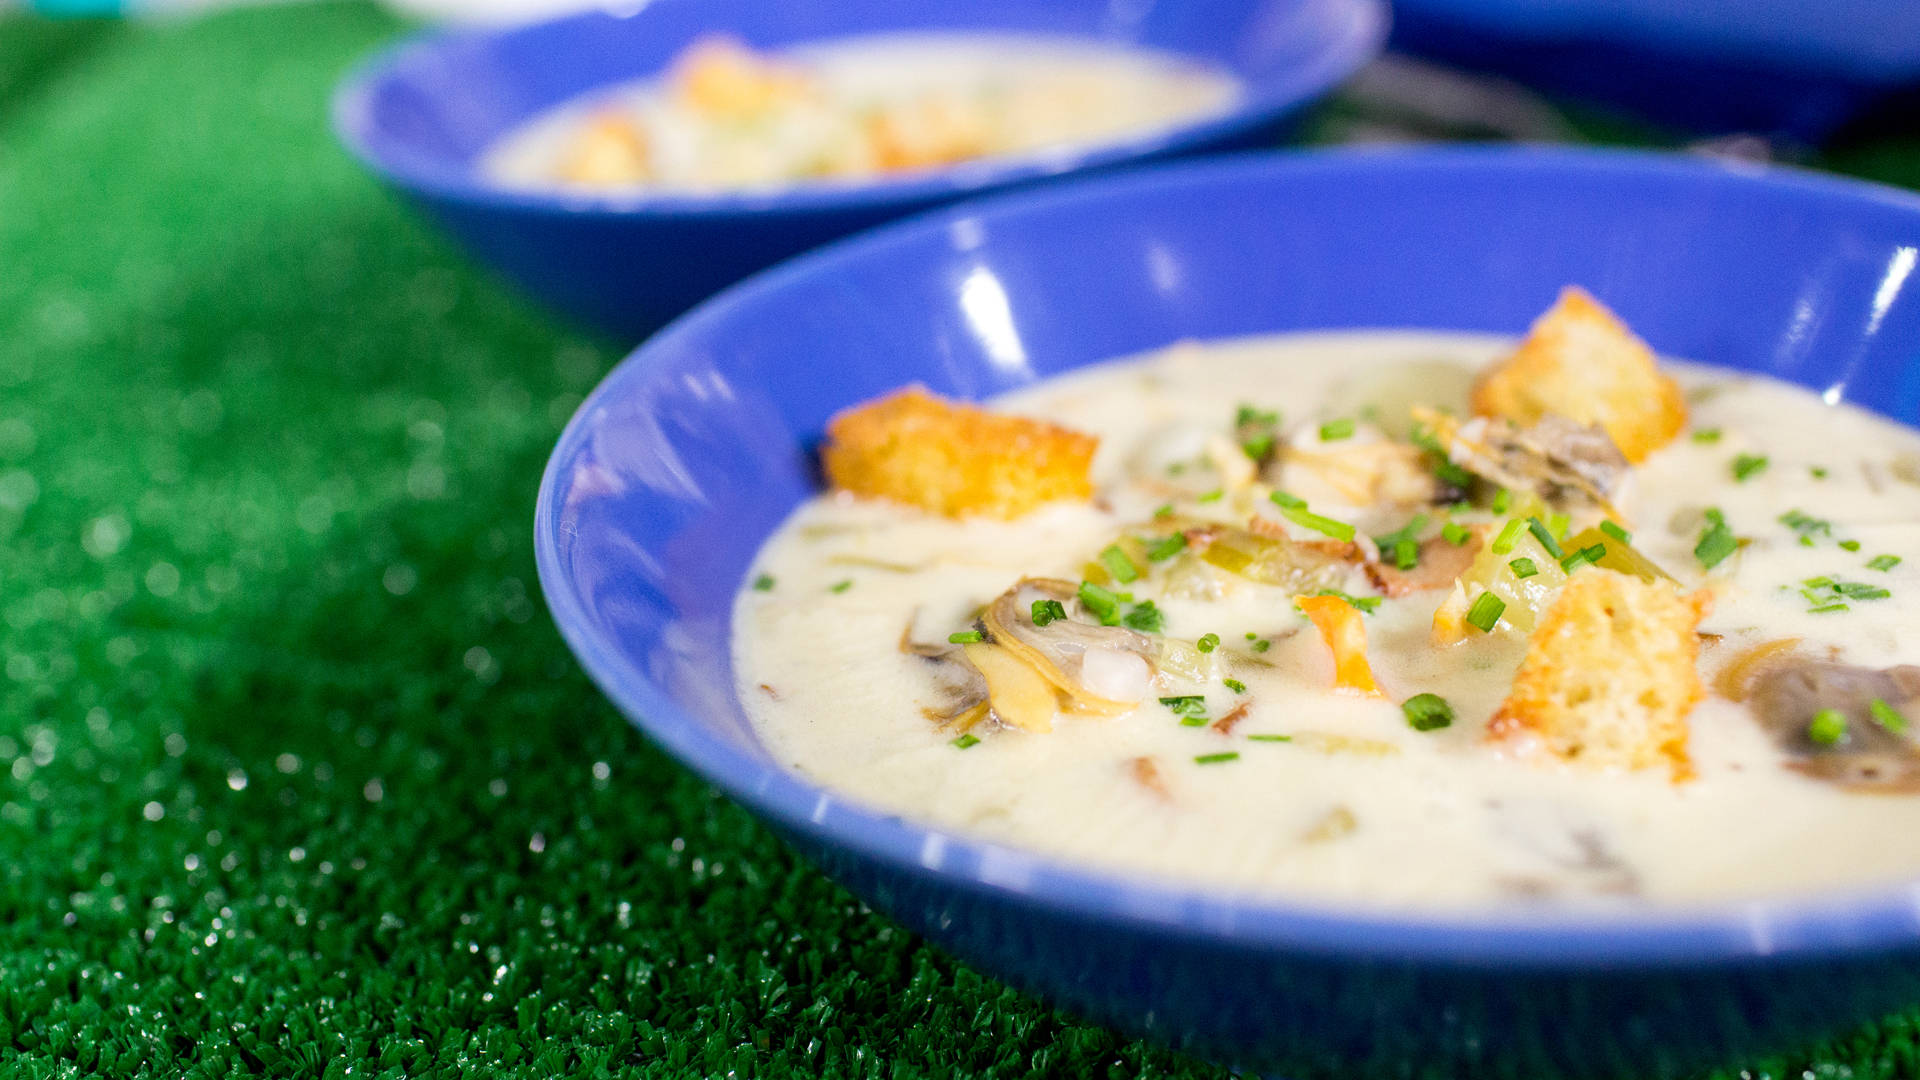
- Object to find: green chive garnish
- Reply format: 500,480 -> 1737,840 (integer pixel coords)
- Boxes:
1465,592 -> 1506,633
1692,429 -> 1723,444
1694,509 -> 1738,570
1159,695 -> 1206,718
948,630 -> 984,644
1808,602 -> 1850,614
1491,518 -> 1527,556
1811,466 -> 1830,480
1250,638 -> 1271,653
1241,434 -> 1275,461
1401,693 -> 1455,732
1374,515 -> 1428,570
752,573 -> 776,592
1526,517 -> 1565,560
1808,709 -> 1847,746
1547,513 -> 1571,541
1223,678 -> 1247,693
1146,533 -> 1188,561
829,579 -> 853,593
1871,699 -> 1909,735
1194,752 -> 1240,765
951,733 -> 981,749
1196,632 -> 1220,653
1246,734 -> 1291,743
1599,520 -> 1632,544
1100,544 -> 1140,584
1840,540 -> 1862,552
1319,418 -> 1356,441
1122,600 -> 1165,634
1869,554 -> 1902,572
1269,491 -> 1356,542
1732,453 -> 1769,482
1509,557 -> 1539,579
1441,522 -> 1471,547
1153,503 -> 1176,520
1030,599 -> 1066,627
1490,489 -> 1513,514
1196,488 -> 1223,503
1559,543 -> 1606,573
1078,581 -> 1121,624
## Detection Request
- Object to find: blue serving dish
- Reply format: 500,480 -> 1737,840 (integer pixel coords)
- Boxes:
535,146 -> 1920,1078
1388,0 -> 1920,139
331,0 -> 1386,340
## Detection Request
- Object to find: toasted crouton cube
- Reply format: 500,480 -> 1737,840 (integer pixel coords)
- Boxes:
821,387 -> 1097,519
554,112 -> 652,187
1488,568 -> 1709,775
1471,287 -> 1686,463
671,35 -> 814,120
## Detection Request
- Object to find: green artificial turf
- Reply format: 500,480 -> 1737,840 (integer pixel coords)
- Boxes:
2,5 -> 1919,1077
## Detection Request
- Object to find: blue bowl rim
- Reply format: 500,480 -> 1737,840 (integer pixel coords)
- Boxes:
331,0 -> 1388,217
535,143 -> 1920,969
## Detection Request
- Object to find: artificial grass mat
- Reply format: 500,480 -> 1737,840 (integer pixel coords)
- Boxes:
3,4 -> 1920,1076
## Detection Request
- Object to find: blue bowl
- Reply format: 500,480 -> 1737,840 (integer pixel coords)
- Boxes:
535,146 -> 1920,1078
1388,0 -> 1920,139
331,0 -> 1386,340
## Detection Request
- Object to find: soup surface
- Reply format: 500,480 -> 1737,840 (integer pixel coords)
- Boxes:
484,33 -> 1240,193
733,329 -> 1920,910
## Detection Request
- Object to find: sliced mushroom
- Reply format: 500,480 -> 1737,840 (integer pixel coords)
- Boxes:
1416,407 -> 1627,511
1748,660 -> 1920,791
983,578 -> 1157,717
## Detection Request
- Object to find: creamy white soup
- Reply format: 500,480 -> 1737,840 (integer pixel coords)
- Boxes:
484,33 -> 1240,193
732,319 -> 1920,910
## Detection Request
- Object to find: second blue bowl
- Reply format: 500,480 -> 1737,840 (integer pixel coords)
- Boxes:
332,0 -> 1386,339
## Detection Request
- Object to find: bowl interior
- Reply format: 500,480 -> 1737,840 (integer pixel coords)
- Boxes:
537,147 -> 1920,957
336,0 -> 1383,198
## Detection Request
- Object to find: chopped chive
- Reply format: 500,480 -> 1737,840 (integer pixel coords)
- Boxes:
947,630 -> 984,644
1146,533 -> 1188,561
1871,699 -> 1909,735
1840,540 -> 1862,552
1196,488 -> 1223,503
1808,709 -> 1847,746
1223,678 -> 1247,693
1448,500 -> 1474,515
1547,512 -> 1571,541
1779,509 -> 1832,542
1167,462 -> 1188,476
1100,544 -> 1140,584
1078,581 -> 1121,624
1241,434 -> 1276,461
1559,543 -> 1607,573
1509,557 -> 1539,579
1491,518 -> 1528,556
1465,592 -> 1506,633
1318,418 -> 1356,441
1392,538 -> 1420,570
1692,428 -> 1723,444
751,573 -> 776,592
1270,494 -> 1357,542
1834,582 -> 1891,601
1194,752 -> 1240,765
1179,715 -> 1208,727
1808,602 -> 1850,614
1122,600 -> 1165,634
951,733 -> 981,749
1441,522 -> 1471,547
1526,517 -> 1565,560
1803,575 -> 1835,588
1410,425 -> 1475,488
1250,638 -> 1271,653
1732,453 -> 1770,482
1244,631 -> 1258,640
1599,520 -> 1632,544
1869,554 -> 1902,572
1196,632 -> 1220,653
1694,510 -> 1739,570
1491,489 -> 1513,514
829,579 -> 853,593
1159,695 -> 1207,718
1235,404 -> 1279,428
1374,515 -> 1429,570
1247,734 -> 1292,743
1811,466 -> 1830,480
1030,599 -> 1067,627
1152,503 -> 1175,520
1402,693 -> 1455,732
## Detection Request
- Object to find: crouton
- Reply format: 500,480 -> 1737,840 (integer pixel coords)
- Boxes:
554,112 -> 651,187
1488,569 -> 1709,775
671,36 -> 814,120
1470,287 -> 1686,463
821,386 -> 1097,519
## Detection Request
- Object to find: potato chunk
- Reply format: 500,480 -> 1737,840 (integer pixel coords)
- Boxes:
1488,568 -> 1708,775
821,386 -> 1096,519
1471,287 -> 1686,463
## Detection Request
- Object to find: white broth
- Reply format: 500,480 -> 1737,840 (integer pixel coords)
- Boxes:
733,332 -> 1920,910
